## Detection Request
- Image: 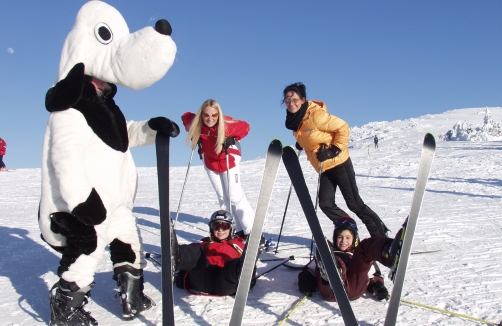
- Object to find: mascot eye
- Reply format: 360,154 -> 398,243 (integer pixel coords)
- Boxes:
94,23 -> 113,44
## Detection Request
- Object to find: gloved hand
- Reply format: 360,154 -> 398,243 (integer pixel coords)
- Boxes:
295,141 -> 303,151
298,268 -> 316,296
370,281 -> 389,301
50,212 -> 98,255
148,117 -> 180,138
197,140 -> 203,160
316,145 -> 341,162
45,62 -> 85,112
223,137 -> 236,150
71,188 -> 107,226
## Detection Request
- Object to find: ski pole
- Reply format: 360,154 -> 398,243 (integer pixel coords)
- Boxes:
255,256 -> 294,279
309,144 -> 325,260
278,294 -> 309,325
225,146 -> 234,217
145,252 -> 161,269
259,255 -> 296,262
174,147 -> 195,226
275,149 -> 302,254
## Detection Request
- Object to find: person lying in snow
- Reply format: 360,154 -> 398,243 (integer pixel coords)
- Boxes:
298,216 -> 404,301
172,210 -> 255,296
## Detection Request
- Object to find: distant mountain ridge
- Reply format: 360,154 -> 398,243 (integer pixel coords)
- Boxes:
348,107 -> 502,150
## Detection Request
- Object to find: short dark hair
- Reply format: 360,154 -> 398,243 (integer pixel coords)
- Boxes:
283,82 -> 306,100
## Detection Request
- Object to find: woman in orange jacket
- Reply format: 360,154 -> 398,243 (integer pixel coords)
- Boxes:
283,82 -> 388,237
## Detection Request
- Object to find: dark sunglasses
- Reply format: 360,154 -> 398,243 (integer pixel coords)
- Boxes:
211,222 -> 231,231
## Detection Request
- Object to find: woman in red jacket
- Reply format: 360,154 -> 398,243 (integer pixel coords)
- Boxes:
174,210 -> 251,295
182,99 -> 253,237
0,138 -> 6,171
297,216 -> 404,301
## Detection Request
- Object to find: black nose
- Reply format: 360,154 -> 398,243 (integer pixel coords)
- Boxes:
155,19 -> 172,36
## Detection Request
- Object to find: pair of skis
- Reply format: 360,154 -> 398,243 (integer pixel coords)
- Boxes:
155,136 -> 283,326
156,133 -> 435,325
282,133 -> 436,325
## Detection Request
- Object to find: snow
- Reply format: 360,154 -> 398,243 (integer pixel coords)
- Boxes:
1,107 -> 501,325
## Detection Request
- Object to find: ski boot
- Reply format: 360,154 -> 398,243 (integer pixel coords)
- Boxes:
49,279 -> 97,326
369,281 -> 389,301
113,265 -> 155,321
382,217 -> 408,281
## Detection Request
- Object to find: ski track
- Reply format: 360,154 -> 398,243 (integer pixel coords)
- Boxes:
0,108 -> 501,325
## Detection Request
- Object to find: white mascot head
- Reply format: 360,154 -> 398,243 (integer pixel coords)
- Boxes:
57,0 -> 177,90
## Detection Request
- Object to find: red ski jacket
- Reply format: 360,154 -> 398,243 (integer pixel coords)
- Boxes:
0,138 -> 6,156
181,112 -> 250,173
199,237 -> 245,268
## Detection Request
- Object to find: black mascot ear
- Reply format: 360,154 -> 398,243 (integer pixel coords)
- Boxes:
45,63 -> 85,112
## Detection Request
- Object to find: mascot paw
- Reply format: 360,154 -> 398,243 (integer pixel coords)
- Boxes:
71,188 -> 107,226
50,212 -> 96,238
148,117 -> 180,138
45,63 -> 85,112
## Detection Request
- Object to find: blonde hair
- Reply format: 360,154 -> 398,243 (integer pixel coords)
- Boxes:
186,99 -> 226,154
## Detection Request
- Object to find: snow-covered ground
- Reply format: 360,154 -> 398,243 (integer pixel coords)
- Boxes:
1,108 -> 501,325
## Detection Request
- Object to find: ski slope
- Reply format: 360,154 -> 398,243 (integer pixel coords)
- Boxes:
0,107 -> 501,325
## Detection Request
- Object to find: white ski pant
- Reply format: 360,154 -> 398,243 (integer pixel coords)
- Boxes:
204,153 -> 255,235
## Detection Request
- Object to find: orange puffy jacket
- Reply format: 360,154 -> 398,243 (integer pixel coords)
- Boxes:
293,101 -> 350,173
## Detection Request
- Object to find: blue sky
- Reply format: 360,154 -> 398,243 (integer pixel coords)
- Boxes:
1,1 -> 502,169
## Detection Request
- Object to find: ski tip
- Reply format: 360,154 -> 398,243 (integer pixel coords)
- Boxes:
270,139 -> 283,147
268,139 -> 283,156
423,133 -> 436,150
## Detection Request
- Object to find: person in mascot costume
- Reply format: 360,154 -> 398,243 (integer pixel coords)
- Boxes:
38,1 -> 179,325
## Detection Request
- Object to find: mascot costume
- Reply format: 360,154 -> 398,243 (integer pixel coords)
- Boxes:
39,1 -> 179,325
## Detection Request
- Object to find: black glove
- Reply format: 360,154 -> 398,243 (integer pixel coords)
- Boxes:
295,141 -> 303,151
50,212 -> 98,255
370,281 -> 389,301
298,268 -> 317,296
197,141 -> 203,160
223,137 -> 236,150
316,145 -> 341,162
148,117 -> 180,138
71,188 -> 107,226
45,62 -> 85,112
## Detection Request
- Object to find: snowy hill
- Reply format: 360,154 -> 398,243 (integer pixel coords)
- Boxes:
0,108 -> 501,325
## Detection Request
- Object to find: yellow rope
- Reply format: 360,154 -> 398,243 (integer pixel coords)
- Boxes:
278,294 -> 309,325
277,296 -> 500,325
401,299 -> 500,326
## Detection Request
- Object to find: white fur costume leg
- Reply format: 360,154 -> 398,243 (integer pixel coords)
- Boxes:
58,207 -> 146,301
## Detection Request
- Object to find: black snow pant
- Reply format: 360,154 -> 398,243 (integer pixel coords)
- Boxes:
176,243 -> 241,296
0,155 -> 5,168
318,158 -> 388,237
